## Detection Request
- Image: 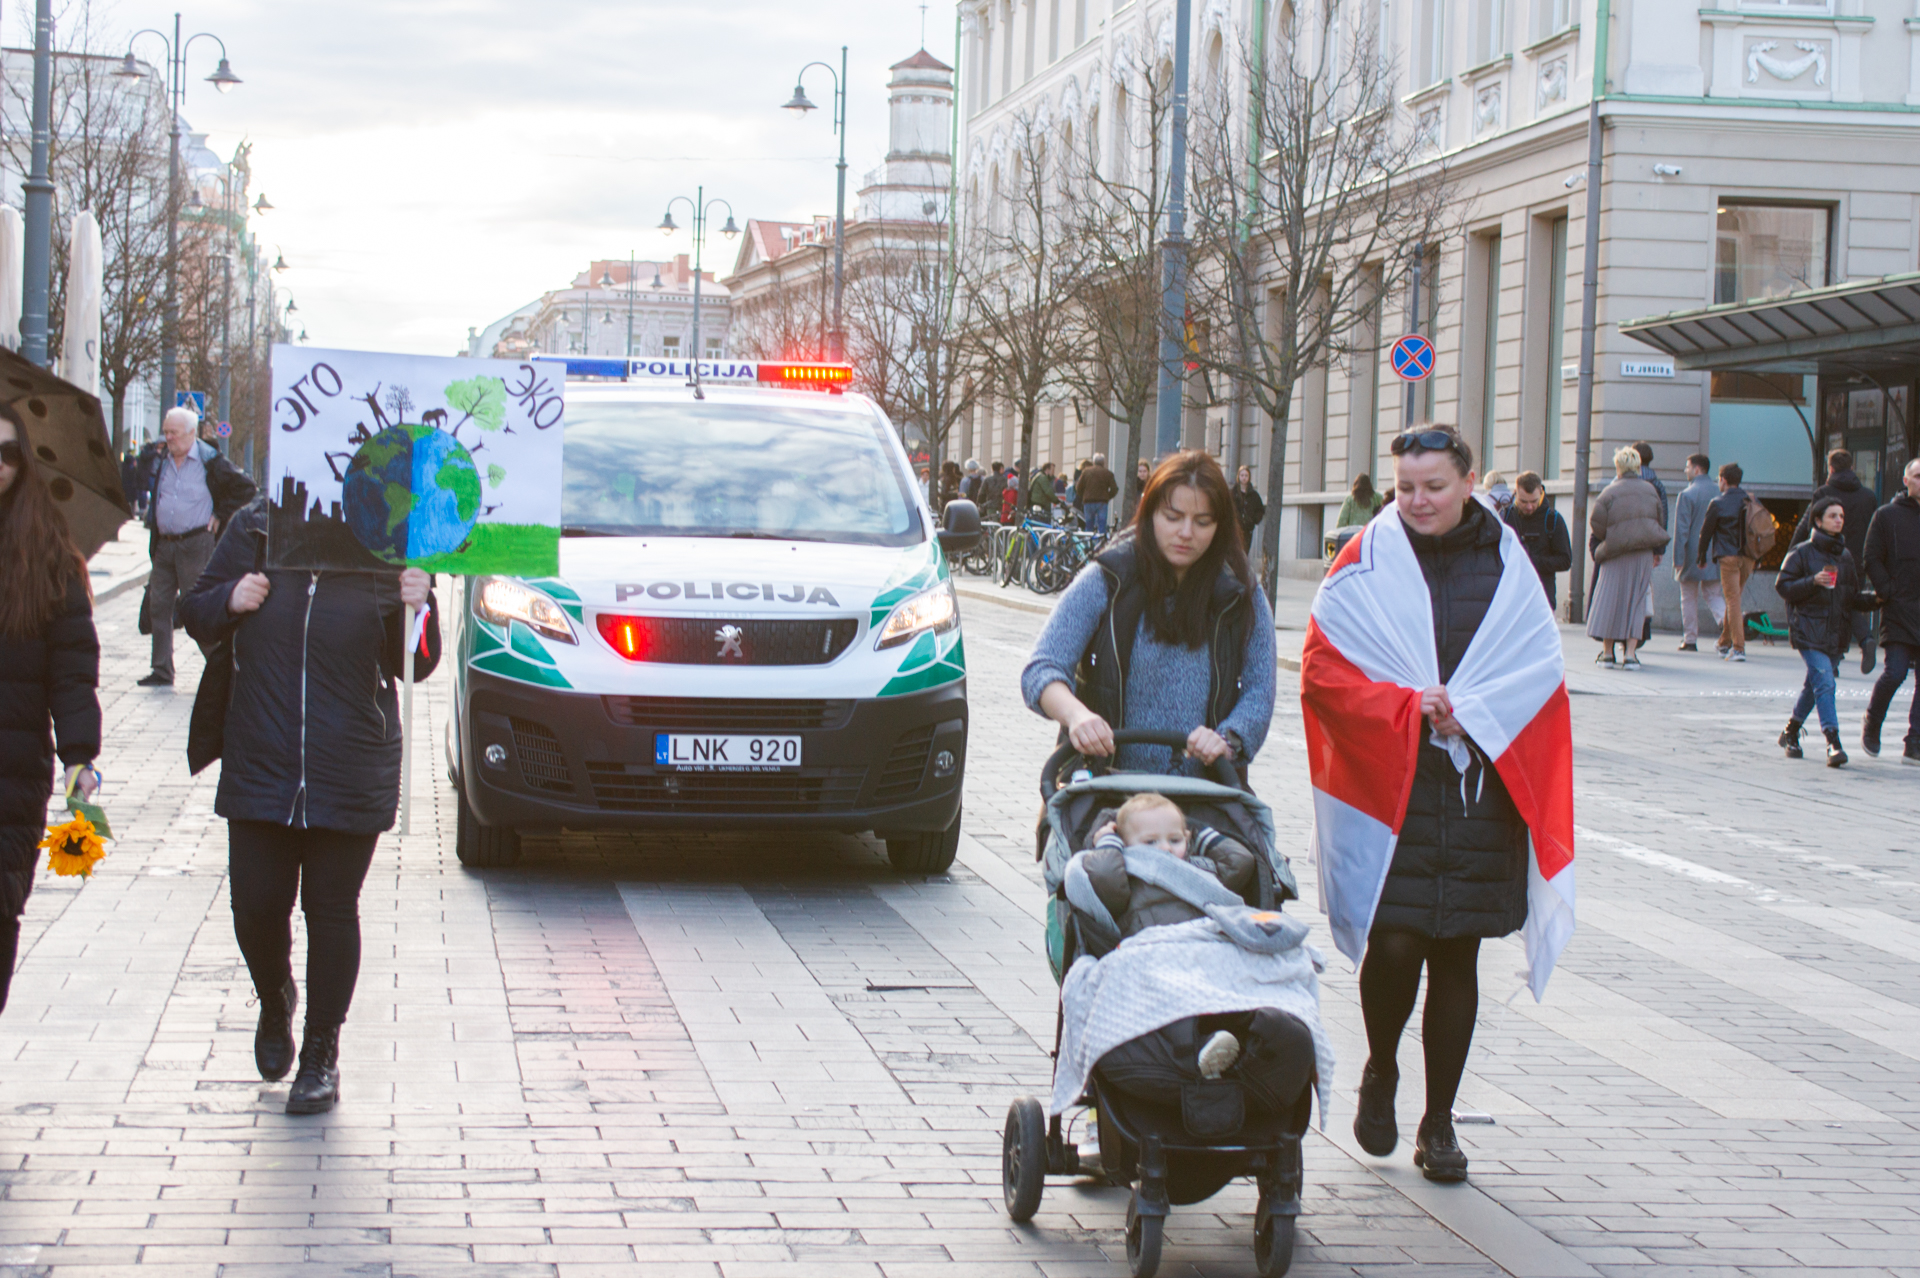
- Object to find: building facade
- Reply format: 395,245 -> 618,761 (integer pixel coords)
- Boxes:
955,0 -> 1920,588
468,254 -> 730,363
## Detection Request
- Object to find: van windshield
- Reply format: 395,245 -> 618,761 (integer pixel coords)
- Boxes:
561,399 -> 923,547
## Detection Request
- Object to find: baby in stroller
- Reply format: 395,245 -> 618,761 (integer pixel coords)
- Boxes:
1077,793 -> 1321,1132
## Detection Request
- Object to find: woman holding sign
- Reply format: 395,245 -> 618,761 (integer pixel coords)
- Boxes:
0,404 -> 101,1017
184,504 -> 440,1114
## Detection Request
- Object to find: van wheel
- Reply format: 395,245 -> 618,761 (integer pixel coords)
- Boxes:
886,807 -> 961,874
455,782 -> 521,867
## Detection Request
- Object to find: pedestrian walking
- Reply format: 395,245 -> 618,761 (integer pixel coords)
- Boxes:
1587,446 -> 1669,670
1696,462 -> 1765,662
181,504 -> 441,1114
960,458 -> 984,504
1632,443 -> 1669,646
1336,474 -> 1385,529
1232,465 -> 1266,552
1028,461 -> 1058,518
1302,424 -> 1574,1184
1861,457 -> 1920,762
1076,452 -> 1118,536
1125,457 -> 1151,523
132,407 -> 257,687
1022,449 -> 1275,781
0,406 -> 101,1017
1789,449 -> 1881,673
1501,471 -> 1573,610
1775,496 -> 1868,767
1479,470 -> 1514,513
937,460 -> 962,510
1671,453 -> 1724,651
982,461 -> 1008,517
1000,466 -> 1021,524
918,466 -> 932,502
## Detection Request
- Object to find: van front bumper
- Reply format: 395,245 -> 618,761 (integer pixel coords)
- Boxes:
455,668 -> 966,835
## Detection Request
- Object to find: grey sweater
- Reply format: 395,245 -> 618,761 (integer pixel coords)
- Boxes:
1021,562 -> 1277,774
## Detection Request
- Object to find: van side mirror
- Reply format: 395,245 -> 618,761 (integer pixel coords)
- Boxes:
937,499 -> 982,552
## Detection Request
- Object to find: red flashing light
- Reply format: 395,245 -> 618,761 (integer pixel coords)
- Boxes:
757,362 -> 854,386
597,613 -> 655,661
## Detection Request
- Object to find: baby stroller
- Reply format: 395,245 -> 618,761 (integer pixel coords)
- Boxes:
1000,730 -> 1319,1278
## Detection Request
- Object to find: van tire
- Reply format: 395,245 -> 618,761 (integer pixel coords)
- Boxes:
886,807 -> 961,874
455,783 -> 521,867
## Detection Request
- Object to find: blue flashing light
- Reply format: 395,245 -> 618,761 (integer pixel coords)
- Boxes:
548,357 -> 630,380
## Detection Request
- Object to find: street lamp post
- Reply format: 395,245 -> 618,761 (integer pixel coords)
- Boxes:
624,252 -> 636,359
658,187 -> 740,380
1152,0 -> 1192,459
781,47 -> 848,362
116,14 -> 241,417
20,0 -> 55,366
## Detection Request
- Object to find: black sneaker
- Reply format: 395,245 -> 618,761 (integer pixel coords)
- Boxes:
1413,1115 -> 1469,1183
136,671 -> 173,687
1825,729 -> 1848,769
1904,743 -> 1920,766
1353,1061 -> 1399,1156
1779,720 -> 1804,759
1863,713 -> 1882,757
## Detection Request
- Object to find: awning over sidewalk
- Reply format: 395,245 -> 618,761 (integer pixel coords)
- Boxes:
1621,272 -> 1920,374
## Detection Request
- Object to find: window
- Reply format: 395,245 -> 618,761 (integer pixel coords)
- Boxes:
1415,0 -> 1447,87
1475,234 -> 1502,464
705,337 -> 723,357
1739,0 -> 1833,12
1074,0 -> 1087,47
662,335 -> 681,355
1474,0 -> 1508,64
1534,0 -> 1573,37
1543,216 -> 1568,478
1024,0 -> 1037,81
1001,1 -> 1014,98
1412,247 -> 1440,422
1714,202 -> 1830,305
1048,0 -> 1060,62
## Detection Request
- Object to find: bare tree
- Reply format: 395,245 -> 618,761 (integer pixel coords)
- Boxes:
1054,48 -> 1178,511
843,223 -> 975,476
731,255 -> 830,363
954,113 -> 1081,483
1186,11 -> 1461,597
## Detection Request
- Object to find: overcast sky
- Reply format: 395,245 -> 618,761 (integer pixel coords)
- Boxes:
42,0 -> 956,355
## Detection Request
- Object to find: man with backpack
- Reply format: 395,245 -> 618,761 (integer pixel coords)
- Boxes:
1696,461 -> 1774,662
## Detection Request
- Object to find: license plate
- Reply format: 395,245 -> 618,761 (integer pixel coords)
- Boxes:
653,733 -> 802,772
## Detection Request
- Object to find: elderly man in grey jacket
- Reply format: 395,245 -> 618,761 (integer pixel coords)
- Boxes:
1670,453 -> 1723,652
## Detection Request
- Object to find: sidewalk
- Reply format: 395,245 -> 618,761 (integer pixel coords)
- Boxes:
85,520 -> 151,605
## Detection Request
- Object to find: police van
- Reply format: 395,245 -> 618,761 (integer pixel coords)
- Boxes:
445,357 -> 981,873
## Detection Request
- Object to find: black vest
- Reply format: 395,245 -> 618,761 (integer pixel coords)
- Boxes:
1071,538 -> 1253,737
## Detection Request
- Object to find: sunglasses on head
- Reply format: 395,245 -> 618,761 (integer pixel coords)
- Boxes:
1390,429 -> 1467,458
0,439 -> 21,467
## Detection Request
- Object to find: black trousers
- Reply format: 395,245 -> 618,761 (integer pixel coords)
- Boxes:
1098,1008 -> 1316,1119
0,913 -> 18,1018
1868,641 -> 1920,747
228,820 -> 378,1029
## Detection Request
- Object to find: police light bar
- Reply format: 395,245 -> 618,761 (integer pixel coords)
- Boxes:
541,357 -> 853,386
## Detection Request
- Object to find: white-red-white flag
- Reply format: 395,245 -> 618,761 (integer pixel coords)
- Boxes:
1300,508 -> 1576,999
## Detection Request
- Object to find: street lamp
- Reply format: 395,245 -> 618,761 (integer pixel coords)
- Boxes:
658,186 -> 739,382
780,47 -> 848,362
115,14 -> 241,415
252,192 -> 273,214
272,253 -> 287,272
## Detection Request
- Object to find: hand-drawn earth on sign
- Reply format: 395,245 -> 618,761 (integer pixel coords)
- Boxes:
267,346 -> 565,574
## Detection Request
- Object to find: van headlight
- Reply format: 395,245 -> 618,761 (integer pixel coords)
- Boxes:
875,579 -> 958,649
474,577 -> 577,644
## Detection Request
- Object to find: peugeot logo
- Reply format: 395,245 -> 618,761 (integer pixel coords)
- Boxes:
714,624 -> 745,659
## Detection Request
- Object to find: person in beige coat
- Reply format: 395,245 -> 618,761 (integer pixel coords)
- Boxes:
1587,446 -> 1671,669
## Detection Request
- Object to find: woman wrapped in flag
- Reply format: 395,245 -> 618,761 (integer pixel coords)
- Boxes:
1300,425 -> 1574,1183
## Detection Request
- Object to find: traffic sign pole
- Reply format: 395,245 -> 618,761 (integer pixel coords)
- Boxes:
1405,249 -> 1423,430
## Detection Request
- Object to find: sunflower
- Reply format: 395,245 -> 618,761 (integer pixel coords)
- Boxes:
40,813 -> 107,878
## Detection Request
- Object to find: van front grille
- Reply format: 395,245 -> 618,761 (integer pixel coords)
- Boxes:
510,717 -> 574,793
873,725 -> 936,800
585,763 -> 866,814
601,697 -> 854,732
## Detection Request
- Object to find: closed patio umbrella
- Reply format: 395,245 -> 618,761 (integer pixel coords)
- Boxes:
0,207 -> 21,351
60,210 -> 102,396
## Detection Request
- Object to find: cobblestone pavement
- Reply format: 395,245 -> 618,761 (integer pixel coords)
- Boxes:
2,582 -> 1918,1276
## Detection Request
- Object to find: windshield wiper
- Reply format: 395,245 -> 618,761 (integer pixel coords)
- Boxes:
561,525 -> 620,537
728,530 -> 825,543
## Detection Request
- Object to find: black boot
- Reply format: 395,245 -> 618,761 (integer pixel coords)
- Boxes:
285,1024 -> 341,1115
1778,719 -> 1804,759
253,977 -> 297,1082
1413,1115 -> 1469,1183
1353,1061 -> 1399,1156
1862,638 -> 1877,676
1863,711 -> 1882,757
1825,729 -> 1848,769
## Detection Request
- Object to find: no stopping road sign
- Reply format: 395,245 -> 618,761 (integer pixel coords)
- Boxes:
1390,334 -> 1435,382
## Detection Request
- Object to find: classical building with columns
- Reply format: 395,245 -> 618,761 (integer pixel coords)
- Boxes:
956,0 -> 1920,595
467,255 -> 730,363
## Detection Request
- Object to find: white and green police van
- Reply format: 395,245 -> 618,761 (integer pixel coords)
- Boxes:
446,357 -> 981,873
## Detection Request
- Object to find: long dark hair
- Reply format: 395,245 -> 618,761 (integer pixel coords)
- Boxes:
1129,450 -> 1250,647
0,403 -> 87,638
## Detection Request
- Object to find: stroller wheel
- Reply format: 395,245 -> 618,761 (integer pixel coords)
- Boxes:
1256,1214 -> 1296,1276
1002,1097 -> 1047,1222
1124,1200 -> 1164,1278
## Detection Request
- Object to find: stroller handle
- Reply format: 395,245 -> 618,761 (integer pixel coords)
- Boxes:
1041,729 -> 1243,799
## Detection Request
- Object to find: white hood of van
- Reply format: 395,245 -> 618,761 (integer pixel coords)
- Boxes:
555,536 -> 931,615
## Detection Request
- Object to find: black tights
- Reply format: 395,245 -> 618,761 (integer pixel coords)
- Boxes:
0,914 -> 18,1017
1357,928 -> 1482,1121
228,821 -> 378,1030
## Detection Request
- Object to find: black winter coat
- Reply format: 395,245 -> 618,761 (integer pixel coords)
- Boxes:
1233,485 -> 1266,534
1789,470 -> 1879,564
181,507 -> 442,834
1863,493 -> 1920,649
1501,502 -> 1573,608
1776,529 -> 1865,657
1374,502 -> 1529,939
0,567 -> 99,922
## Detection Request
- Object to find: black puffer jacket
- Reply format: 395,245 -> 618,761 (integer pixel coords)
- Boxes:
1374,501 -> 1529,939
1789,470 -> 1879,563
1864,493 -> 1920,649
181,506 -> 441,834
1777,529 -> 1865,657
0,567 -> 99,921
